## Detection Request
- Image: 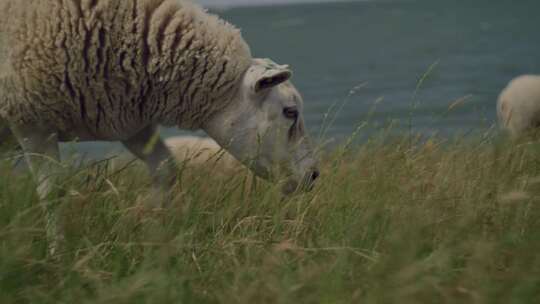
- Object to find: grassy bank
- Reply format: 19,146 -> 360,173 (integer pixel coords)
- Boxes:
1,135 -> 540,303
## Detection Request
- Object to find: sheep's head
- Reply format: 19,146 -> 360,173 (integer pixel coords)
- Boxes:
204,58 -> 319,194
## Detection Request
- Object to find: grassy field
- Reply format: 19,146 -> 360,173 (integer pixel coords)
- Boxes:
1,133 -> 540,303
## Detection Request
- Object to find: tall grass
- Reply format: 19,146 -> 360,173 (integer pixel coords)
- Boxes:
1,131 -> 540,303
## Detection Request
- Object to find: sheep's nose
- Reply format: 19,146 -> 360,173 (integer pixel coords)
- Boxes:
310,169 -> 320,182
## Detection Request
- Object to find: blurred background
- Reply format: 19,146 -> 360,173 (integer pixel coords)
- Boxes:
83,0 -> 540,156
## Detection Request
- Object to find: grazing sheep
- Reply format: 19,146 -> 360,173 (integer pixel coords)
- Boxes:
498,75 -> 540,138
0,0 -> 319,255
109,135 -> 239,176
164,135 -> 240,170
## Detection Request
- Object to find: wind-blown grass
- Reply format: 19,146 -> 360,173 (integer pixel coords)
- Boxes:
1,133 -> 540,303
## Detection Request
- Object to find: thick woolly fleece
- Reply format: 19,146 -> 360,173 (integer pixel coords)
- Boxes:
497,75 -> 540,138
0,0 -> 252,139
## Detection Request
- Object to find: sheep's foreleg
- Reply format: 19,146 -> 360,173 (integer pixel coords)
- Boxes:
10,125 -> 64,257
122,125 -> 177,207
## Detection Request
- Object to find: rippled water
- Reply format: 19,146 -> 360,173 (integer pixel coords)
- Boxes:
218,0 -> 540,140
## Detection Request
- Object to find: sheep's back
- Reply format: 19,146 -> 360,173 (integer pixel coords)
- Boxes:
0,0 -> 251,140
498,75 -> 540,137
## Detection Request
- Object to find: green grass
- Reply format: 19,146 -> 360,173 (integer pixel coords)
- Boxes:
1,134 -> 540,303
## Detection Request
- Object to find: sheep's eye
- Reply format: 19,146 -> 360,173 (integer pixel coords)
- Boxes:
283,107 -> 299,119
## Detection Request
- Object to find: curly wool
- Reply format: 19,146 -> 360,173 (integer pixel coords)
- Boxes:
497,75 -> 540,138
0,0 -> 252,139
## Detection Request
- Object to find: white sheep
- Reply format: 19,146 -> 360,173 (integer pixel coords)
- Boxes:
0,0 -> 319,255
109,135 -> 239,176
497,75 -> 540,138
164,135 -> 240,170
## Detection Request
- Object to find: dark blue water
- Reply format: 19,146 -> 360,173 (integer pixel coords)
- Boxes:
217,0 -> 540,140
76,0 -> 540,156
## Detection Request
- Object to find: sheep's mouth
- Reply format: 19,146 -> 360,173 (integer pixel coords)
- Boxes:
281,179 -> 299,195
300,174 -> 317,192
281,174 -> 317,195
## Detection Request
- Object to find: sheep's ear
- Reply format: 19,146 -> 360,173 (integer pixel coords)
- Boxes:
254,69 -> 292,93
249,58 -> 292,94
